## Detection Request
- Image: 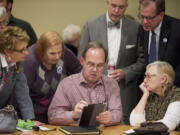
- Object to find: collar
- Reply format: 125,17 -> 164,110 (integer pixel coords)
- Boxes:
79,72 -> 103,87
152,21 -> 162,35
0,53 -> 16,68
106,11 -> 122,27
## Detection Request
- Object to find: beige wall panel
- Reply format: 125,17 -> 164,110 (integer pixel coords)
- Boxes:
12,0 -> 180,37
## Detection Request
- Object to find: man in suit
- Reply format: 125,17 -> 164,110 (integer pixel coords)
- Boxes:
78,0 -> 145,124
0,0 -> 37,47
138,0 -> 180,87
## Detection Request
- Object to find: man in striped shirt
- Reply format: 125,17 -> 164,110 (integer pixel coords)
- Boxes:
48,42 -> 123,126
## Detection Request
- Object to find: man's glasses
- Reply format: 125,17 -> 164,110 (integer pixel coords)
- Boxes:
86,61 -> 105,70
138,13 -> 157,21
144,74 -> 157,81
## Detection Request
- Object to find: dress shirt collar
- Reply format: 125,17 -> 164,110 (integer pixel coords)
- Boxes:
79,72 -> 103,87
152,21 -> 162,36
106,11 -> 122,27
0,53 -> 16,68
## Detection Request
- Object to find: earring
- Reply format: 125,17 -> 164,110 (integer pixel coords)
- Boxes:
161,83 -> 165,89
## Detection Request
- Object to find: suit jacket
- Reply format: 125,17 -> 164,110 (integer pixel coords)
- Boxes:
0,62 -> 35,120
78,14 -> 145,122
139,15 -> 180,86
8,15 -> 37,47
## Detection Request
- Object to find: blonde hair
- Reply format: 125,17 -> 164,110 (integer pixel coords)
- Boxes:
0,26 -> 29,53
147,61 -> 175,86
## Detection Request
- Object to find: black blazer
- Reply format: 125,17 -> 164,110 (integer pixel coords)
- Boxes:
139,15 -> 180,86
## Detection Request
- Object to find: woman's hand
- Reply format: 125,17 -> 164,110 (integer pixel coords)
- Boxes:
139,82 -> 149,96
33,120 -> 45,126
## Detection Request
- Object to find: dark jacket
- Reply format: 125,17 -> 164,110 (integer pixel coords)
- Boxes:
139,15 -> 180,86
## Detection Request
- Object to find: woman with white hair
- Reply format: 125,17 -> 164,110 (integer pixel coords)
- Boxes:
0,6 -> 8,29
62,24 -> 81,56
130,61 -> 180,131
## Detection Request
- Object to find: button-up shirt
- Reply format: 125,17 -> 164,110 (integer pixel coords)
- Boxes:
48,72 -> 122,126
106,12 -> 122,65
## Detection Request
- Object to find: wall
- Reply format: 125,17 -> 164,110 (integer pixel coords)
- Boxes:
12,0 -> 180,37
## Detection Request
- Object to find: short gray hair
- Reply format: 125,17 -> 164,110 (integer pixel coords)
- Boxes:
0,6 -> 7,18
147,61 -> 175,86
62,24 -> 81,44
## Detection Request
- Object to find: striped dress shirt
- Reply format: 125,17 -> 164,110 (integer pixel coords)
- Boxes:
48,72 -> 122,125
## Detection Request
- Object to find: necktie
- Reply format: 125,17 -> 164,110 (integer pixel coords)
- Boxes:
108,21 -> 120,28
149,31 -> 156,63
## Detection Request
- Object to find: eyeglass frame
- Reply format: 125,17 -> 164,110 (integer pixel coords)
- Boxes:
85,61 -> 105,70
11,48 -> 28,54
144,74 -> 157,81
138,13 -> 158,21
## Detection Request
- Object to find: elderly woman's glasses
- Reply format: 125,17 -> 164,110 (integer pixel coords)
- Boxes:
144,74 -> 157,81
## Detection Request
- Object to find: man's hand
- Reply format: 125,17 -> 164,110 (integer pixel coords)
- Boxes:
96,111 -> 111,125
108,69 -> 125,82
72,100 -> 88,120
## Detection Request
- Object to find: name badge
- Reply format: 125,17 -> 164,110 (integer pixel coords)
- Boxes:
57,66 -> 63,74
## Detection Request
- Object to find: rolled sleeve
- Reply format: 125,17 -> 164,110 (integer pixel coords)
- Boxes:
129,109 -> 146,126
107,79 -> 123,125
159,101 -> 180,131
14,67 -> 35,120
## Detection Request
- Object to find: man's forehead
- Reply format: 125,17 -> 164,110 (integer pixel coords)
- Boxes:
140,3 -> 156,15
140,1 -> 156,11
86,48 -> 104,56
110,0 -> 127,5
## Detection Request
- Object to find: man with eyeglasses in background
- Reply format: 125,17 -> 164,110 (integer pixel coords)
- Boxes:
0,6 -> 28,62
48,42 -> 123,126
78,0 -> 145,124
0,0 -> 37,47
138,0 -> 180,87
